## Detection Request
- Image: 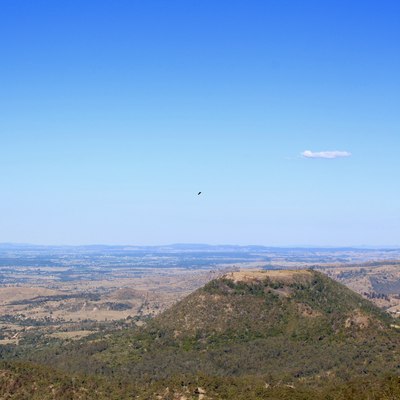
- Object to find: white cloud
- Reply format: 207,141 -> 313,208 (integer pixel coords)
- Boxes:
301,150 -> 352,159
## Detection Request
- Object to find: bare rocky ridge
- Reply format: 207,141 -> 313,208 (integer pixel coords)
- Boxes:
316,259 -> 400,313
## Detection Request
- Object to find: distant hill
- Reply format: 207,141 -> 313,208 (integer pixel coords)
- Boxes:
316,259 -> 400,303
1,242 -> 398,253
0,287 -> 64,305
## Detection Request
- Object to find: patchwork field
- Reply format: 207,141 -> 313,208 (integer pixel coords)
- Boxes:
0,268 -> 239,343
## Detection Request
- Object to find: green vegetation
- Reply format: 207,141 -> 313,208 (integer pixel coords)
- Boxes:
2,362 -> 400,399
130,372 -> 400,399
0,361 -> 137,399
2,269 -> 400,398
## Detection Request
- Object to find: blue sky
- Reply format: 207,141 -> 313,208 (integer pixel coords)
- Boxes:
1,0 -> 399,246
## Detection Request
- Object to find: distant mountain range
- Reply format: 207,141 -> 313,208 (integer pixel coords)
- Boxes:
0,242 -> 399,252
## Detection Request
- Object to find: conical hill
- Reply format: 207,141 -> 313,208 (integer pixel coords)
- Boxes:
27,269 -> 400,383
153,268 -> 392,347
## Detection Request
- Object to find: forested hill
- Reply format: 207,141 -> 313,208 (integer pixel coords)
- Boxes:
153,268 -> 393,345
23,269 -> 400,386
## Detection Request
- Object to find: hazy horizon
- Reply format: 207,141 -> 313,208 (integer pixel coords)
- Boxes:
1,242 -> 399,250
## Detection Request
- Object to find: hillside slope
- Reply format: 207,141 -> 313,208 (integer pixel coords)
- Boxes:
0,361 -> 134,399
23,269 -> 400,385
154,269 -> 392,345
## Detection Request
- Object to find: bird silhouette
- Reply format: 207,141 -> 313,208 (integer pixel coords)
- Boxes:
198,192 -> 201,195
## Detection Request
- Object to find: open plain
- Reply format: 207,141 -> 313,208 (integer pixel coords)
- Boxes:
1,244 -> 400,346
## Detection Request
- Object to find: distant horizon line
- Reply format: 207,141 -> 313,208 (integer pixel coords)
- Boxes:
0,242 -> 399,250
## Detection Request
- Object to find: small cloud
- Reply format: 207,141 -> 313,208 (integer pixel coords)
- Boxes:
301,150 -> 352,159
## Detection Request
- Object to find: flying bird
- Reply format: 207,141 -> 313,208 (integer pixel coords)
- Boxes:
198,192 -> 201,195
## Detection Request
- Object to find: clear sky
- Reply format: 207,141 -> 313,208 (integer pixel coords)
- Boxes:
1,0 -> 399,246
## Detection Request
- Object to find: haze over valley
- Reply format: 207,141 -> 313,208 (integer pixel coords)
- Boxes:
2,243 -> 400,357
